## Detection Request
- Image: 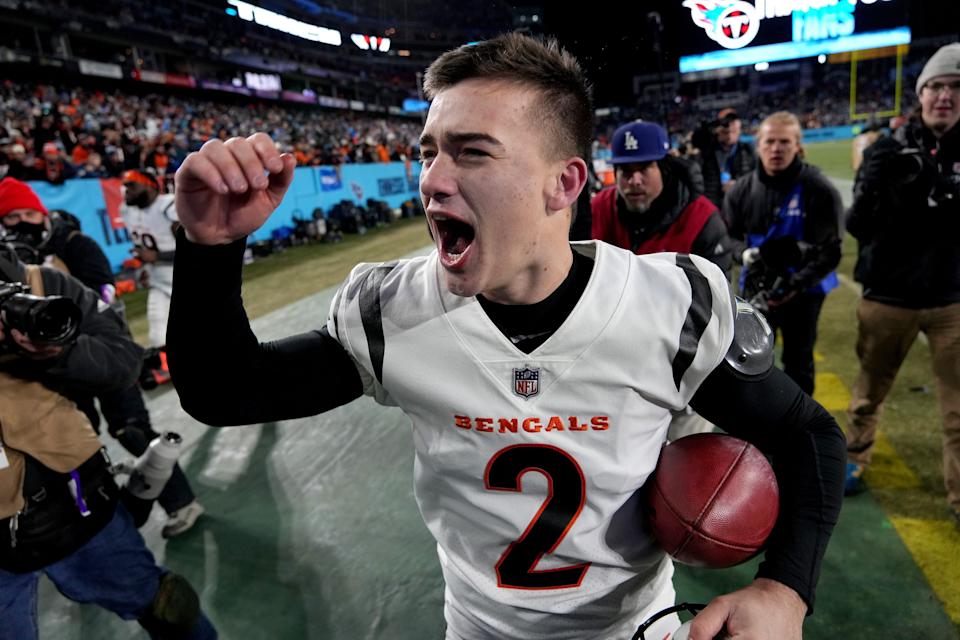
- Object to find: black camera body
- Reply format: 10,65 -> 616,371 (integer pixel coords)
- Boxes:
0,281 -> 82,346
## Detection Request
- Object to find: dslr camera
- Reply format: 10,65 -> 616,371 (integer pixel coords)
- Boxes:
0,280 -> 82,346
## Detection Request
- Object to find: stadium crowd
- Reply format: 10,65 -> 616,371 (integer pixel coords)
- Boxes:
0,82 -> 422,184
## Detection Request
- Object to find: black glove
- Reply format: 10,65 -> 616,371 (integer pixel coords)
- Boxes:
758,236 -> 803,272
860,136 -> 929,191
859,136 -> 902,187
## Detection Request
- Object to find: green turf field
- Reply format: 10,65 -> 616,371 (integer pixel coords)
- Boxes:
803,139 -> 856,182
119,140 -> 959,636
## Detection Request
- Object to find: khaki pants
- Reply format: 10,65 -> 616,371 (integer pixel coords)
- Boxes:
846,299 -> 960,512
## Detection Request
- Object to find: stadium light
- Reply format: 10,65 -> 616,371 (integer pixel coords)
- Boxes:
226,0 -> 341,47
350,34 -> 392,52
755,61 -> 770,71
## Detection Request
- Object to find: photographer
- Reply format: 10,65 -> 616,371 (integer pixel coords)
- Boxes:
723,112 -> 842,396
0,375 -> 217,639
0,182 -> 204,537
0,180 -> 141,397
0,201 -> 216,636
843,44 -> 960,518
692,108 -> 757,208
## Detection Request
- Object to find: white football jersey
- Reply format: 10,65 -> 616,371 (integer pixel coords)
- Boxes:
121,193 -> 178,254
328,241 -> 736,639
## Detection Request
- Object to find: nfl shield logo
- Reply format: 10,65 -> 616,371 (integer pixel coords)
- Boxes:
513,367 -> 540,399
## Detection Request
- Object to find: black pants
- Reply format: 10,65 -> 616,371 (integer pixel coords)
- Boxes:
764,291 -> 826,396
97,385 -> 196,515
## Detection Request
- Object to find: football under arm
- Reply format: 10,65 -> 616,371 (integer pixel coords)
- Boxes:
689,308 -> 846,613
167,228 -> 364,426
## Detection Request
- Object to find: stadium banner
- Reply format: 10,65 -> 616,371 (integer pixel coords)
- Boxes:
247,162 -> 422,243
28,178 -> 132,272
678,0 -> 910,73
78,59 -> 123,79
799,124 -> 859,142
27,162 -> 422,270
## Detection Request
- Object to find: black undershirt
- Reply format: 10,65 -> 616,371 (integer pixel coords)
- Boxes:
477,248 -> 593,353
167,230 -> 844,612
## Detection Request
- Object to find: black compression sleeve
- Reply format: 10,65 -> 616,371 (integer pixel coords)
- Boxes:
690,364 -> 846,613
167,228 -> 363,426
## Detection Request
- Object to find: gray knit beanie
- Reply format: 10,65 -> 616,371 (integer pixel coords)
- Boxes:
916,43 -> 960,95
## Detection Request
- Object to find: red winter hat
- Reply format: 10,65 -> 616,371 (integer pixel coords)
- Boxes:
0,178 -> 48,217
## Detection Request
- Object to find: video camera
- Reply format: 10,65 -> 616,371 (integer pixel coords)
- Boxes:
0,280 -> 82,346
741,237 -> 812,314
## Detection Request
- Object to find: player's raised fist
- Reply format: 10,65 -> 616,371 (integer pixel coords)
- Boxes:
174,132 -> 296,245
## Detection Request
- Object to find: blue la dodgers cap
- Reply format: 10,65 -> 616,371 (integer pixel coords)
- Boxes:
609,120 -> 670,164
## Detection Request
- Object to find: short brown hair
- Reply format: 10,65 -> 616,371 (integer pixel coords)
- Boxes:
422,32 -> 594,163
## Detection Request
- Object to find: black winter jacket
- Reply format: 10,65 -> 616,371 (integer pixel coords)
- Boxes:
723,157 -> 843,297
846,118 -> 960,308
0,245 -> 141,397
693,128 -> 757,209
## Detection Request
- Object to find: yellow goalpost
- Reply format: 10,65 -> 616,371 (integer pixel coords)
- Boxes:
849,44 -> 907,121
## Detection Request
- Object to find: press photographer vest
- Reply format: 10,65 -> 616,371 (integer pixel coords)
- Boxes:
0,374 -> 102,519
739,182 -> 839,296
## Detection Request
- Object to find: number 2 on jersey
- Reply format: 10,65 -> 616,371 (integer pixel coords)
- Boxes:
484,444 -> 590,589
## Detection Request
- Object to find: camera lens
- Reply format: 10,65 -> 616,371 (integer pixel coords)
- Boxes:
0,293 -> 82,346
31,298 -> 82,343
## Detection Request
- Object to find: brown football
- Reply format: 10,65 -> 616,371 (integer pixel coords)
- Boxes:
647,433 -> 779,568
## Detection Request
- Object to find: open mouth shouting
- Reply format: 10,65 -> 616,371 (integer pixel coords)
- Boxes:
432,213 -> 475,269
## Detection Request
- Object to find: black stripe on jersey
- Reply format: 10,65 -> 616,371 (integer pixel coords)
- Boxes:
162,200 -> 177,222
672,254 -> 713,390
358,263 -> 397,384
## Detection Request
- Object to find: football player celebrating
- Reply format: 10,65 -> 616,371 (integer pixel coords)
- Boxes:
121,169 -> 178,348
167,33 -> 845,640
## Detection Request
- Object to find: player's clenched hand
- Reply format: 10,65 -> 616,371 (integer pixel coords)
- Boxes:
687,578 -> 806,640
174,133 -> 296,245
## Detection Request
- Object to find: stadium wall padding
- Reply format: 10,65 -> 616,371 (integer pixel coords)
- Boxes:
27,161 -> 422,272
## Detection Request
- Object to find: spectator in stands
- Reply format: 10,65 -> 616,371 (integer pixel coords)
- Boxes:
843,44 -> 960,523
0,143 -> 30,181
693,108 -> 757,209
71,134 -> 97,166
0,81 -> 422,172
31,109 -> 57,152
723,111 -> 842,396
144,142 -> 176,177
103,145 -> 126,177
37,141 -> 76,185
76,151 -> 108,179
